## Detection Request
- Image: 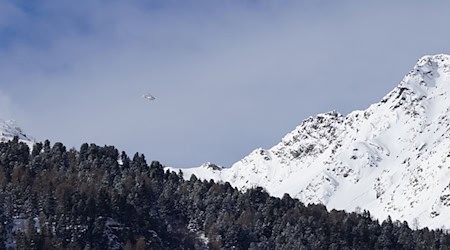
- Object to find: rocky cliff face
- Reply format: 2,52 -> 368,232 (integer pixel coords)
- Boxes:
176,54 -> 450,229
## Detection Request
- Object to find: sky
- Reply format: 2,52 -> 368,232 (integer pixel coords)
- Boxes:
1,0 -> 450,168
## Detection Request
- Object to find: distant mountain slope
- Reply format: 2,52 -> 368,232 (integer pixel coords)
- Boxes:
0,119 -> 34,146
175,54 -> 450,229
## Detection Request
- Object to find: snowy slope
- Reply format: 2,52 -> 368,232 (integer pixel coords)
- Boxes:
175,54 -> 450,229
0,119 -> 34,147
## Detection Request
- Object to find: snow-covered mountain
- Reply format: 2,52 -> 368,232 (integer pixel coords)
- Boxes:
175,54 -> 450,230
0,119 -> 34,147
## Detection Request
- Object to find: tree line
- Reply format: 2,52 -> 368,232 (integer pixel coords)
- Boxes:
0,137 -> 448,249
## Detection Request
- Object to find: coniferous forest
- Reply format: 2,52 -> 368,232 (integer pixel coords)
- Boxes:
0,138 -> 449,249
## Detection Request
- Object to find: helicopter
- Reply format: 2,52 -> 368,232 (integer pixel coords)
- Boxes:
142,94 -> 156,101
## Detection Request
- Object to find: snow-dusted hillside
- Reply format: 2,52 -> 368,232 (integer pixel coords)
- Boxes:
175,54 -> 450,229
0,119 -> 34,147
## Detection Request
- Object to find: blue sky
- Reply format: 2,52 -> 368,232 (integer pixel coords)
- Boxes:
1,0 -> 450,167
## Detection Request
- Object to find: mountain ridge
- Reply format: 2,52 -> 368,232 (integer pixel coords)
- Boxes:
174,54 -> 450,229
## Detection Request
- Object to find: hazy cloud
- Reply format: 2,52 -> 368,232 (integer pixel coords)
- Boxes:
1,1 -> 450,167
0,90 -> 13,119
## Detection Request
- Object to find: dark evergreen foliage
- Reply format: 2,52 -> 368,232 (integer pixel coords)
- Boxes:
0,139 -> 448,249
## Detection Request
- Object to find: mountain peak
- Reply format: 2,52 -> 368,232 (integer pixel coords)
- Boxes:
0,119 -> 34,146
400,54 -> 450,91
173,54 -> 450,229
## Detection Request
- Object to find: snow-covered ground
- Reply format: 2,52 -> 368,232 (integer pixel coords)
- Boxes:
172,54 -> 450,230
